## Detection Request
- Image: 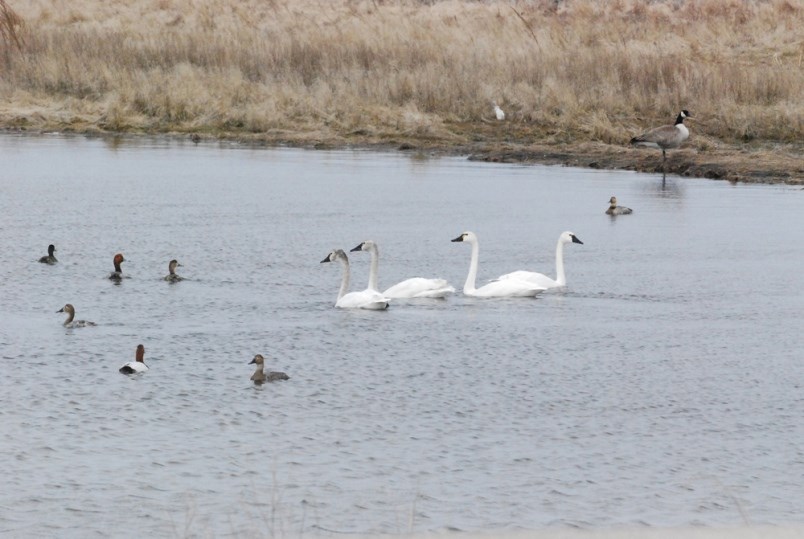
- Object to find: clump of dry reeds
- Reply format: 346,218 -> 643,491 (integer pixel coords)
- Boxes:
0,0 -> 25,60
0,0 -> 802,146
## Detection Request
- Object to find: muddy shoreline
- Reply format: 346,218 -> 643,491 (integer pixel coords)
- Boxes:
2,124 -> 801,185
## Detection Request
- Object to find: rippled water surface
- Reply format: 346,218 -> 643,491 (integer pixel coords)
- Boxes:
1,134 -> 802,538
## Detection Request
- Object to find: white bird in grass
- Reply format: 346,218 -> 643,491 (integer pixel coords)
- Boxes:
320,249 -> 390,310
451,232 -> 544,298
493,103 -> 505,121
495,231 -> 583,290
350,240 -> 455,299
630,110 -> 691,164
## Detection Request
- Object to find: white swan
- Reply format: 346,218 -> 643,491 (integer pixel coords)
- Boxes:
320,249 -> 390,310
350,240 -> 455,299
451,232 -> 544,298
496,231 -> 583,289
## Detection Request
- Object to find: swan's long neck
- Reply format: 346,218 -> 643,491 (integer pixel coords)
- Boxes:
464,239 -> 480,293
338,257 -> 351,301
367,245 -> 380,292
555,239 -> 567,287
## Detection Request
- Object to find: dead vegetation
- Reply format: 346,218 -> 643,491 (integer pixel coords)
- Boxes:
0,0 -> 801,182
0,0 -> 25,62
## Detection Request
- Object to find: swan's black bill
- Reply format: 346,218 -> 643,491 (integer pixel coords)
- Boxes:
571,235 -> 583,245
320,255 -> 332,264
451,235 -> 464,242
350,243 -> 364,252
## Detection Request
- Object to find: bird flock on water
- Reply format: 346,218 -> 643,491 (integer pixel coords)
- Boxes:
42,108 -> 690,385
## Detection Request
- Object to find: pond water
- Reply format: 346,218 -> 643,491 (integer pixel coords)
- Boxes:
0,134 -> 802,538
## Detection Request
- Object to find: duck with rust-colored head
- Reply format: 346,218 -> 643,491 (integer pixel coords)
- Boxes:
120,345 -> 148,374
109,253 -> 126,281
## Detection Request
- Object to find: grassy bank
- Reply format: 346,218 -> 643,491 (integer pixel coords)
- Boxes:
0,0 -> 802,183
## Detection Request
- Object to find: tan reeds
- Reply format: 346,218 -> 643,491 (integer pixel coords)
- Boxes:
0,0 -> 25,60
0,0 -> 802,145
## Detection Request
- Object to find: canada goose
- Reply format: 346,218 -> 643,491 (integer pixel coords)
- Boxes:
630,110 -> 691,163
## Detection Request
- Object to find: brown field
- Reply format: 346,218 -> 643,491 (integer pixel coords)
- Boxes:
0,0 -> 802,183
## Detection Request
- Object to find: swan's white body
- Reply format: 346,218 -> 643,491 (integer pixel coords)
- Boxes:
321,249 -> 389,310
350,241 -> 455,299
496,231 -> 583,289
451,232 -> 544,298
383,278 -> 454,299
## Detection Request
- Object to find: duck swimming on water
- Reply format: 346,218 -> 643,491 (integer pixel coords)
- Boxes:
249,354 -> 289,385
605,196 -> 633,215
39,244 -> 58,264
57,304 -> 96,328
109,253 -> 126,281
120,345 -> 148,374
164,259 -> 184,282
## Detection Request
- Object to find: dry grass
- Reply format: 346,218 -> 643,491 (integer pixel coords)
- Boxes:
0,0 -> 25,61
0,0 -> 802,172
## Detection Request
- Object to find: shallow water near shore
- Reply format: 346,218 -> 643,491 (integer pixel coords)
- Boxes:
0,134 -> 802,538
